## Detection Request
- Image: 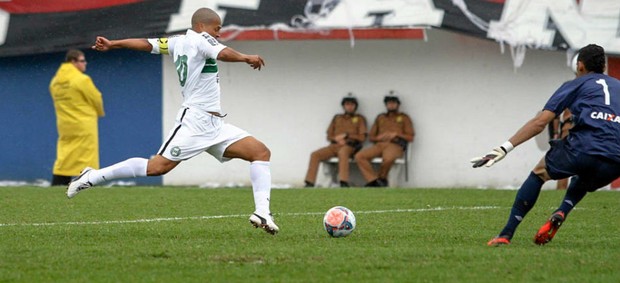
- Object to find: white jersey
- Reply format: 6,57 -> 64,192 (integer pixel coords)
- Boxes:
148,29 -> 227,112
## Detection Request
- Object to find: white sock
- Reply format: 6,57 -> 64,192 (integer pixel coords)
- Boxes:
250,161 -> 271,215
88,158 -> 148,185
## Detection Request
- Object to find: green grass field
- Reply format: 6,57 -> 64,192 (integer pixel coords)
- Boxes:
0,186 -> 618,282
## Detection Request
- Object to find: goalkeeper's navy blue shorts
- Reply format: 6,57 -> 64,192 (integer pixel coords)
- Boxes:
545,139 -> 620,192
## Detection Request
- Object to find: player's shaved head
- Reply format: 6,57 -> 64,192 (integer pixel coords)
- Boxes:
192,8 -> 221,27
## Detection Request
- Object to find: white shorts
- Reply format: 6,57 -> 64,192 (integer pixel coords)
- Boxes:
158,107 -> 250,162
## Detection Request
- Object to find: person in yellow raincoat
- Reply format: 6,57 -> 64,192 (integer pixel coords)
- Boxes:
50,49 -> 105,186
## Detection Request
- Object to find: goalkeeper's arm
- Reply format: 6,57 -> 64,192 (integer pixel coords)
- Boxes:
471,110 -> 556,168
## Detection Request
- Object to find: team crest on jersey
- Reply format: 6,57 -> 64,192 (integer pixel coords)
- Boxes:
352,117 -> 358,123
396,116 -> 403,123
170,146 -> 181,157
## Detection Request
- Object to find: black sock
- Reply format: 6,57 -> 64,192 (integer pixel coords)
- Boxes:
499,172 -> 544,239
557,176 -> 586,216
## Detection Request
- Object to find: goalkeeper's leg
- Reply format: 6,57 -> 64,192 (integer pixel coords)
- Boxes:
536,162 -> 620,244
487,157 -> 550,243
496,171 -> 546,240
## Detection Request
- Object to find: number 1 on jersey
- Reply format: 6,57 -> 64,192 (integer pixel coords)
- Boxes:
596,79 -> 610,105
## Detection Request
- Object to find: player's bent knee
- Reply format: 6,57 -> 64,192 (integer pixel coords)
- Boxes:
253,147 -> 271,161
146,158 -> 177,176
147,166 -> 170,176
532,168 -> 551,182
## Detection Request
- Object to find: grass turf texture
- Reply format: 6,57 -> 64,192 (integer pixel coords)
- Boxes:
0,187 -> 618,282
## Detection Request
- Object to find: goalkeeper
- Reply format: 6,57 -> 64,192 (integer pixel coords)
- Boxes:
472,44 -> 620,246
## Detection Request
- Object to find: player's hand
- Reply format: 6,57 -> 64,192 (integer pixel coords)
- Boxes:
470,147 -> 508,168
92,36 -> 112,52
246,55 -> 265,70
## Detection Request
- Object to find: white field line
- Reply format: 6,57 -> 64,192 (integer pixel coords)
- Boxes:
0,206 -> 500,228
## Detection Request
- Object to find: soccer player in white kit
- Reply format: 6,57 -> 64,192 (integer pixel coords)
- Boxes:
68,7 -> 279,235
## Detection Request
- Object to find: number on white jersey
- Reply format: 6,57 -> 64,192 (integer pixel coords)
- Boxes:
175,55 -> 188,87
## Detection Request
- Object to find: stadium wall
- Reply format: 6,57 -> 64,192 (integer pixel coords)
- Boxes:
0,29 -> 595,189
161,29 -> 574,189
0,50 -> 162,185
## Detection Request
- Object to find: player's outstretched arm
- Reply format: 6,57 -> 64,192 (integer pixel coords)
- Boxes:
470,110 -> 556,168
92,36 -> 152,52
217,47 -> 265,70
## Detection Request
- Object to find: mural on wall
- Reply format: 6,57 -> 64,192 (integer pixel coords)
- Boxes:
0,0 -> 618,66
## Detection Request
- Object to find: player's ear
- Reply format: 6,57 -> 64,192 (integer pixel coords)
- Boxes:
576,61 -> 587,75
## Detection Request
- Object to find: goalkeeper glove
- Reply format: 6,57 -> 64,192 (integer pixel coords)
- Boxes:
471,141 -> 514,168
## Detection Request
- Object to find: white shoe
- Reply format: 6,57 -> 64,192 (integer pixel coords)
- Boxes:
249,212 -> 279,235
67,167 -> 94,198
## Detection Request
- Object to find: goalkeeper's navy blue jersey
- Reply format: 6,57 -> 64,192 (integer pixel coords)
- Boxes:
544,73 -> 620,163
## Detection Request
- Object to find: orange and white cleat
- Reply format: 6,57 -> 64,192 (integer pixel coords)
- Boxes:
487,235 -> 511,247
534,211 -> 565,245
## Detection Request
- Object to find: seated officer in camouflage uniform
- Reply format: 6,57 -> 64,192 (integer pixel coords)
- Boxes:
304,95 -> 367,187
355,94 -> 414,187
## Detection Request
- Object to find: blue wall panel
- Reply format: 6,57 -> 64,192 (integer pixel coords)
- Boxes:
0,50 -> 162,185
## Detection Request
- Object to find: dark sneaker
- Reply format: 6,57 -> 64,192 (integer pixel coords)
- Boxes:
339,181 -> 350,187
487,235 -> 511,246
304,181 -> 315,188
365,179 -> 382,187
534,211 -> 565,245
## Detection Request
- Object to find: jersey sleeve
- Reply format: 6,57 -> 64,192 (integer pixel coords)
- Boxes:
198,33 -> 227,59
147,36 -> 178,56
544,79 -> 581,116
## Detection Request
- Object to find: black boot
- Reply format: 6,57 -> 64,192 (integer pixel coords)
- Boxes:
339,181 -> 350,187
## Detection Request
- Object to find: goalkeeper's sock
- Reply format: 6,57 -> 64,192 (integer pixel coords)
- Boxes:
250,161 -> 272,216
88,158 -> 148,185
556,176 -> 586,217
499,172 -> 544,238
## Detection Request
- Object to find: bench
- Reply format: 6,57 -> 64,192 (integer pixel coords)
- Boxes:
316,148 -> 411,188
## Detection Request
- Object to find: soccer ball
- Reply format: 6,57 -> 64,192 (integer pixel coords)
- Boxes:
323,206 -> 356,237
